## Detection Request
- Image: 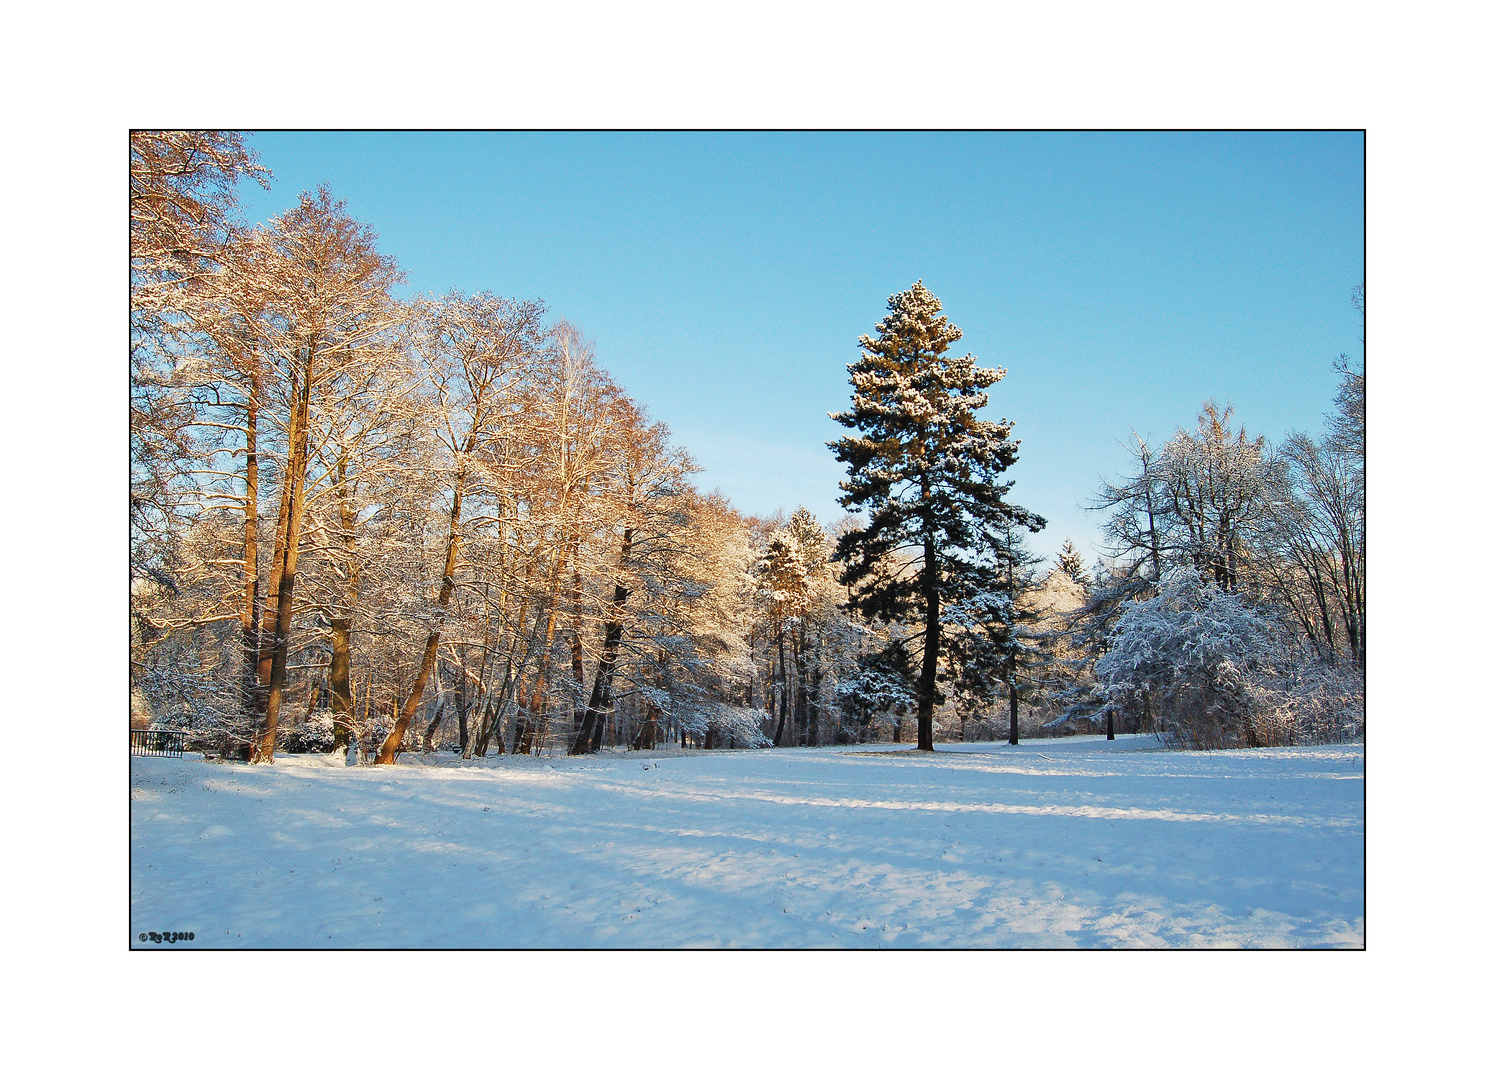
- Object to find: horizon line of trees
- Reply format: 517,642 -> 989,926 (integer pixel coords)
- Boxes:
131,132 -> 914,763
131,131 -> 1364,762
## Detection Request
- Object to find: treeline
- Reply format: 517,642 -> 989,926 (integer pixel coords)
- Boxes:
130,132 -> 1364,760
1059,322 -> 1366,749
130,132 -> 898,762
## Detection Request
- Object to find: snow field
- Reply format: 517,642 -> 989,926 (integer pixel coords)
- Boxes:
130,734 -> 1364,948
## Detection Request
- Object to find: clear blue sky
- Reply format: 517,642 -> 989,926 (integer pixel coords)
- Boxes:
233,131 -> 1364,568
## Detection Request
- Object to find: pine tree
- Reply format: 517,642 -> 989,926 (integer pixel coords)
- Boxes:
1057,537 -> 1088,585
830,281 -> 1044,751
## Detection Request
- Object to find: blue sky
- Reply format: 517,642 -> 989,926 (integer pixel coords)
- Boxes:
233,131 -> 1364,568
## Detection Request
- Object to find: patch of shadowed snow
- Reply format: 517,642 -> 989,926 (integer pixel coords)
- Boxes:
130,734 -> 1363,948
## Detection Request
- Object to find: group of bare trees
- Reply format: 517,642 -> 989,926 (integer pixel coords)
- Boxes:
1066,310 -> 1366,747
1087,390 -> 1364,662
130,132 -> 784,762
131,132 -> 929,764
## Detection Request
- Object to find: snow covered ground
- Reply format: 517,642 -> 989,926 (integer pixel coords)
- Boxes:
130,734 -> 1364,948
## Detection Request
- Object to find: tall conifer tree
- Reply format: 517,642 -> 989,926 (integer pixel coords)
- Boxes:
830,282 -> 1044,751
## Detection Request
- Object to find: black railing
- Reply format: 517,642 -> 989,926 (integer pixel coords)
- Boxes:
130,729 -> 189,758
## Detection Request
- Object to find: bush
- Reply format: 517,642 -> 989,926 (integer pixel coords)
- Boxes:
279,709 -> 338,754
1250,659 -> 1365,746
1093,571 -> 1361,749
1095,572 -> 1273,748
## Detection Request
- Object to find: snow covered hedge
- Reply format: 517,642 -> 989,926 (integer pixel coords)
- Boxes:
1095,571 -> 1362,749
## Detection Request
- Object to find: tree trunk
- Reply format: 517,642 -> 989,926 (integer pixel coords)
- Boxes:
916,533 -> 940,752
807,662 -> 822,747
570,612 -> 624,754
793,629 -> 809,747
329,618 -> 354,757
570,539 -> 587,735
1007,680 -> 1019,746
474,699 -> 503,757
631,705 -> 660,750
516,675 -> 543,755
1106,707 -> 1115,740
423,700 -> 445,753
328,450 -> 360,759
570,528 -> 634,755
515,539 -> 571,758
376,477 -> 464,764
455,666 -> 469,757
488,702 -> 505,755
240,384 -> 261,729
1340,542 -> 1364,669
256,434 -> 294,695
773,633 -> 789,747
253,351 -> 313,763
476,622 -> 531,758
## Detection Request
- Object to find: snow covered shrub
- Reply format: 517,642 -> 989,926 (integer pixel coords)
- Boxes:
678,702 -> 772,749
1250,658 -> 1365,746
1095,571 -> 1283,749
1096,571 -> 1366,749
279,709 -> 338,754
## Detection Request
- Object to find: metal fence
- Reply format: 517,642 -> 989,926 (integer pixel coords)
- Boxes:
130,729 -> 189,758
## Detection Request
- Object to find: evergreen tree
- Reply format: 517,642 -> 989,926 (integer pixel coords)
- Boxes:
837,643 -> 917,742
1057,537 -> 1088,585
829,281 -> 1044,751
